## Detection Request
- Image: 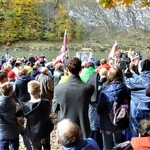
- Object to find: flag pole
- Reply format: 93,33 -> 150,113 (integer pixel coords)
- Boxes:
53,30 -> 68,66
108,41 -> 119,65
65,29 -> 70,58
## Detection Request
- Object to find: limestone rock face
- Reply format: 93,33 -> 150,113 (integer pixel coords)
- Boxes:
63,0 -> 150,31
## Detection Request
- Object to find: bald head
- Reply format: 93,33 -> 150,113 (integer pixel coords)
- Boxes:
57,119 -> 81,148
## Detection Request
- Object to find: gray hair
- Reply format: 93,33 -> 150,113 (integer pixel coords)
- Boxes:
56,119 -> 81,148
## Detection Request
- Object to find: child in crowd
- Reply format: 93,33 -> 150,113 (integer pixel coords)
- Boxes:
21,80 -> 53,150
0,82 -> 23,150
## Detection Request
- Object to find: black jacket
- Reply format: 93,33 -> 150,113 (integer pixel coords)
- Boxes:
22,99 -> 53,139
14,75 -> 31,103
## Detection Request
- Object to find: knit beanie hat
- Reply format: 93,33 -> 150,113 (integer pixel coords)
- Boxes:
8,71 -> 16,78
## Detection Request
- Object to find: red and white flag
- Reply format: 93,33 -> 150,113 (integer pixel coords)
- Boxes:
53,30 -> 68,66
108,41 -> 119,60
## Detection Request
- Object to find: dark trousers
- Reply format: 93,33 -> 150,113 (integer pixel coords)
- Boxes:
30,135 -> 50,150
90,130 -> 103,150
20,126 -> 32,150
0,138 -> 19,150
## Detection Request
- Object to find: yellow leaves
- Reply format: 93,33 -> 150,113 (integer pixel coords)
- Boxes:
13,0 -> 34,5
99,0 -> 115,9
116,0 -> 135,8
103,3 -> 115,9
124,0 -> 135,5
99,0 -> 150,8
1,0 -> 40,44
139,0 -> 150,7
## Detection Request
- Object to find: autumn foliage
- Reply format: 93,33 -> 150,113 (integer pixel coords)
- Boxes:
0,0 -> 83,45
99,0 -> 150,8
1,0 -> 149,45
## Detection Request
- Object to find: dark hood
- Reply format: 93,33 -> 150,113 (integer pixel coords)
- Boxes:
18,75 -> 31,82
22,101 -> 45,123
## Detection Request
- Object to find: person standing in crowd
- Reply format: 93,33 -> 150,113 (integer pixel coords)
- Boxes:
3,64 -> 12,74
39,55 -> 47,67
52,57 -> 94,138
97,66 -> 131,150
12,61 -> 22,78
28,53 -> 35,67
2,66 -> 32,150
131,55 -> 140,72
130,118 -> 150,150
57,119 -> 100,150
30,65 -> 40,80
24,61 -> 33,75
125,59 -> 150,138
62,51 -> 69,68
58,67 -> 69,84
35,67 -> 54,108
0,82 -> 21,150
53,63 -> 64,87
45,62 -> 53,79
8,70 -> 16,82
96,59 -> 111,73
87,67 -> 107,150
0,71 -> 8,87
117,53 -> 131,71
48,62 -> 55,77
95,60 -> 100,68
21,80 -> 53,150
14,67 -> 31,104
129,62 -> 139,75
13,67 -> 32,150
80,62 -> 95,83
113,118 -> 150,150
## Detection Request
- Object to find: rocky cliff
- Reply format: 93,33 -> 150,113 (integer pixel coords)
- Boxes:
62,0 -> 150,31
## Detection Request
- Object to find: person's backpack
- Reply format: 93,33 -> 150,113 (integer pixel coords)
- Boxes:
109,99 -> 129,129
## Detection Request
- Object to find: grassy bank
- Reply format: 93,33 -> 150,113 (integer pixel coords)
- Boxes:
0,28 -> 149,61
0,46 -> 108,61
0,43 -> 148,62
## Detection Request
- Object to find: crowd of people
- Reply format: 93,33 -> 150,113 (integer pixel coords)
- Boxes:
0,50 -> 150,150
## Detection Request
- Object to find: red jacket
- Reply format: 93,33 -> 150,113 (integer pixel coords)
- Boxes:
96,64 -> 111,73
131,137 -> 150,150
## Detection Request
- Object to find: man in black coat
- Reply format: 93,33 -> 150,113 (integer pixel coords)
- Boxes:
52,57 -> 94,138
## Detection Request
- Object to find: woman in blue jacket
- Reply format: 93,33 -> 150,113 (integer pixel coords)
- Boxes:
97,66 -> 131,150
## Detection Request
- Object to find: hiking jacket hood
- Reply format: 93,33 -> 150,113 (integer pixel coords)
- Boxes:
22,99 -> 53,139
